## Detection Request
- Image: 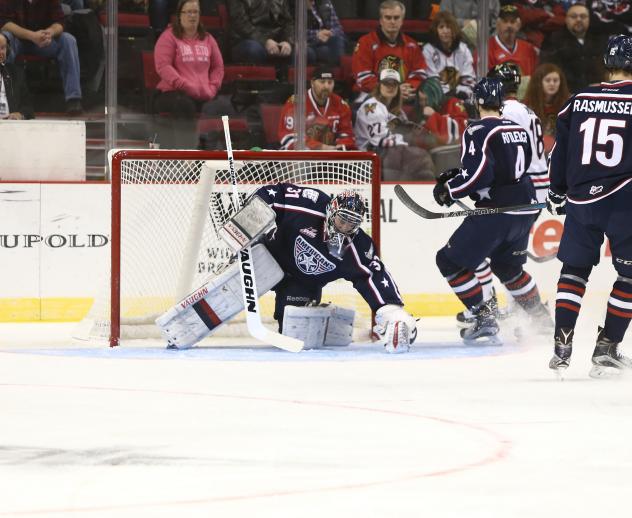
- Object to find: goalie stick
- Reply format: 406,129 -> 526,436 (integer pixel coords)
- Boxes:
452,200 -> 556,263
394,184 -> 546,219
222,116 -> 304,352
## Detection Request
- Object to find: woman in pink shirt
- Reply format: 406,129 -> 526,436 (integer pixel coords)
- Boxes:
153,0 -> 224,148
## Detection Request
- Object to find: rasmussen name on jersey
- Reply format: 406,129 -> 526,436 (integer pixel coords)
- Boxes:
573,99 -> 632,115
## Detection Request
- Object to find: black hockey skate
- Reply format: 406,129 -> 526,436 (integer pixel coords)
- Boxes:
548,327 -> 573,377
456,289 -> 500,329
460,300 -> 501,345
589,327 -> 632,378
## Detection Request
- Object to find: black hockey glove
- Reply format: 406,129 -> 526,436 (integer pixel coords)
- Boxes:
437,167 -> 461,185
433,181 -> 454,207
546,189 -> 567,216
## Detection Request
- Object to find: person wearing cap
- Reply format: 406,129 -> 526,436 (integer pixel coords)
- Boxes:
278,65 -> 356,150
488,4 -> 538,96
540,3 -> 608,93
351,0 -> 428,106
354,67 -> 435,181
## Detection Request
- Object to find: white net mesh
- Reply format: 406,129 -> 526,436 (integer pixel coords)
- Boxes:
78,151 -> 378,345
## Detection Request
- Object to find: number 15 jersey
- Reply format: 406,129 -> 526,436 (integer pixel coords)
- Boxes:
548,80 -> 632,204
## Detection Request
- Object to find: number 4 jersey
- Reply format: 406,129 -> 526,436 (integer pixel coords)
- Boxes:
549,80 -> 632,204
446,116 -> 538,214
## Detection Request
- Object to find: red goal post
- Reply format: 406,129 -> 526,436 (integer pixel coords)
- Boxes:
81,149 -> 382,347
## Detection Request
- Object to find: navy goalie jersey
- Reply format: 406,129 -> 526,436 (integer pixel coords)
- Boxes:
446,116 -> 538,214
253,183 -> 403,311
549,80 -> 632,204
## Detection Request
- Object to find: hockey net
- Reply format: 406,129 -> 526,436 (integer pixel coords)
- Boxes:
76,149 -> 381,346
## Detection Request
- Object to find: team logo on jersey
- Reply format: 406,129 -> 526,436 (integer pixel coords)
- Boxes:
364,102 -> 377,114
294,235 -> 336,275
365,243 -> 374,260
467,124 -> 485,135
589,185 -> 604,196
299,227 -> 318,238
302,188 -> 319,203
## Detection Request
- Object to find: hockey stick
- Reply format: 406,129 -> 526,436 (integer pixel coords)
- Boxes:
394,184 -> 546,219
452,200 -> 556,263
222,116 -> 304,352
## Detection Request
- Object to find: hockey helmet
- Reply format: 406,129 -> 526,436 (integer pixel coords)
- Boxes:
604,34 -> 632,72
325,190 -> 366,259
471,77 -> 504,111
487,62 -> 521,94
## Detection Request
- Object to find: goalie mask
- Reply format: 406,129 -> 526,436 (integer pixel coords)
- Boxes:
325,190 -> 366,259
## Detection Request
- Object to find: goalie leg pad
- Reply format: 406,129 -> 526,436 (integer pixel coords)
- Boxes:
282,304 -> 355,349
156,244 -> 283,348
218,195 -> 277,253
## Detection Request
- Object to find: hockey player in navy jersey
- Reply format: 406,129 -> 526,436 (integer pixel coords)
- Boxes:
433,77 -> 549,344
157,183 -> 416,353
548,35 -> 632,378
455,62 -> 555,331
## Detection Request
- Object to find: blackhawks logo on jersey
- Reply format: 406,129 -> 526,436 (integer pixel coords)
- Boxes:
363,102 -> 377,115
294,236 -> 335,275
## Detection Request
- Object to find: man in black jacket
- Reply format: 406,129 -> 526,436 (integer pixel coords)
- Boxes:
0,31 -> 33,119
227,0 -> 294,63
540,3 -> 608,93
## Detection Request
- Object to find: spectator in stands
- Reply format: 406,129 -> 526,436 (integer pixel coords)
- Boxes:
354,68 -> 435,181
226,0 -> 294,64
278,65 -> 356,150
523,62 -> 570,154
149,0 -> 178,38
511,0 -> 566,48
588,0 -> 632,38
153,0 -> 223,148
61,0 -> 85,15
306,0 -> 346,66
422,11 -> 476,99
488,4 -> 538,97
413,76 -> 468,147
0,0 -> 83,114
439,0 -> 500,47
351,0 -> 428,108
540,3 -> 608,93
0,31 -> 33,119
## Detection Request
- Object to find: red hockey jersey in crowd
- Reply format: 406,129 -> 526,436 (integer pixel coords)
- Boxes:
352,30 -> 427,94
424,97 -> 469,146
278,89 -> 357,150
488,35 -> 538,77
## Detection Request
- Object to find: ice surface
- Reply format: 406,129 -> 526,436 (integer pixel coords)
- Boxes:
1,315 -> 631,518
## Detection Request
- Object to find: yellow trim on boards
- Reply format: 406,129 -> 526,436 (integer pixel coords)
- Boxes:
0,295 -> 469,322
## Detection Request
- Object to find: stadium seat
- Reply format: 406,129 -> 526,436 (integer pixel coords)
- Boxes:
259,103 -> 284,149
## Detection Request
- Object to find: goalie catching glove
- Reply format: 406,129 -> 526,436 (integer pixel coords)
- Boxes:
373,304 -> 417,353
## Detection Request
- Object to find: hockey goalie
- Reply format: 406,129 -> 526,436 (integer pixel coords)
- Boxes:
156,183 -> 417,353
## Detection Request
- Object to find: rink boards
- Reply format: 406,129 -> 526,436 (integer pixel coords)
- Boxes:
0,182 -> 615,321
